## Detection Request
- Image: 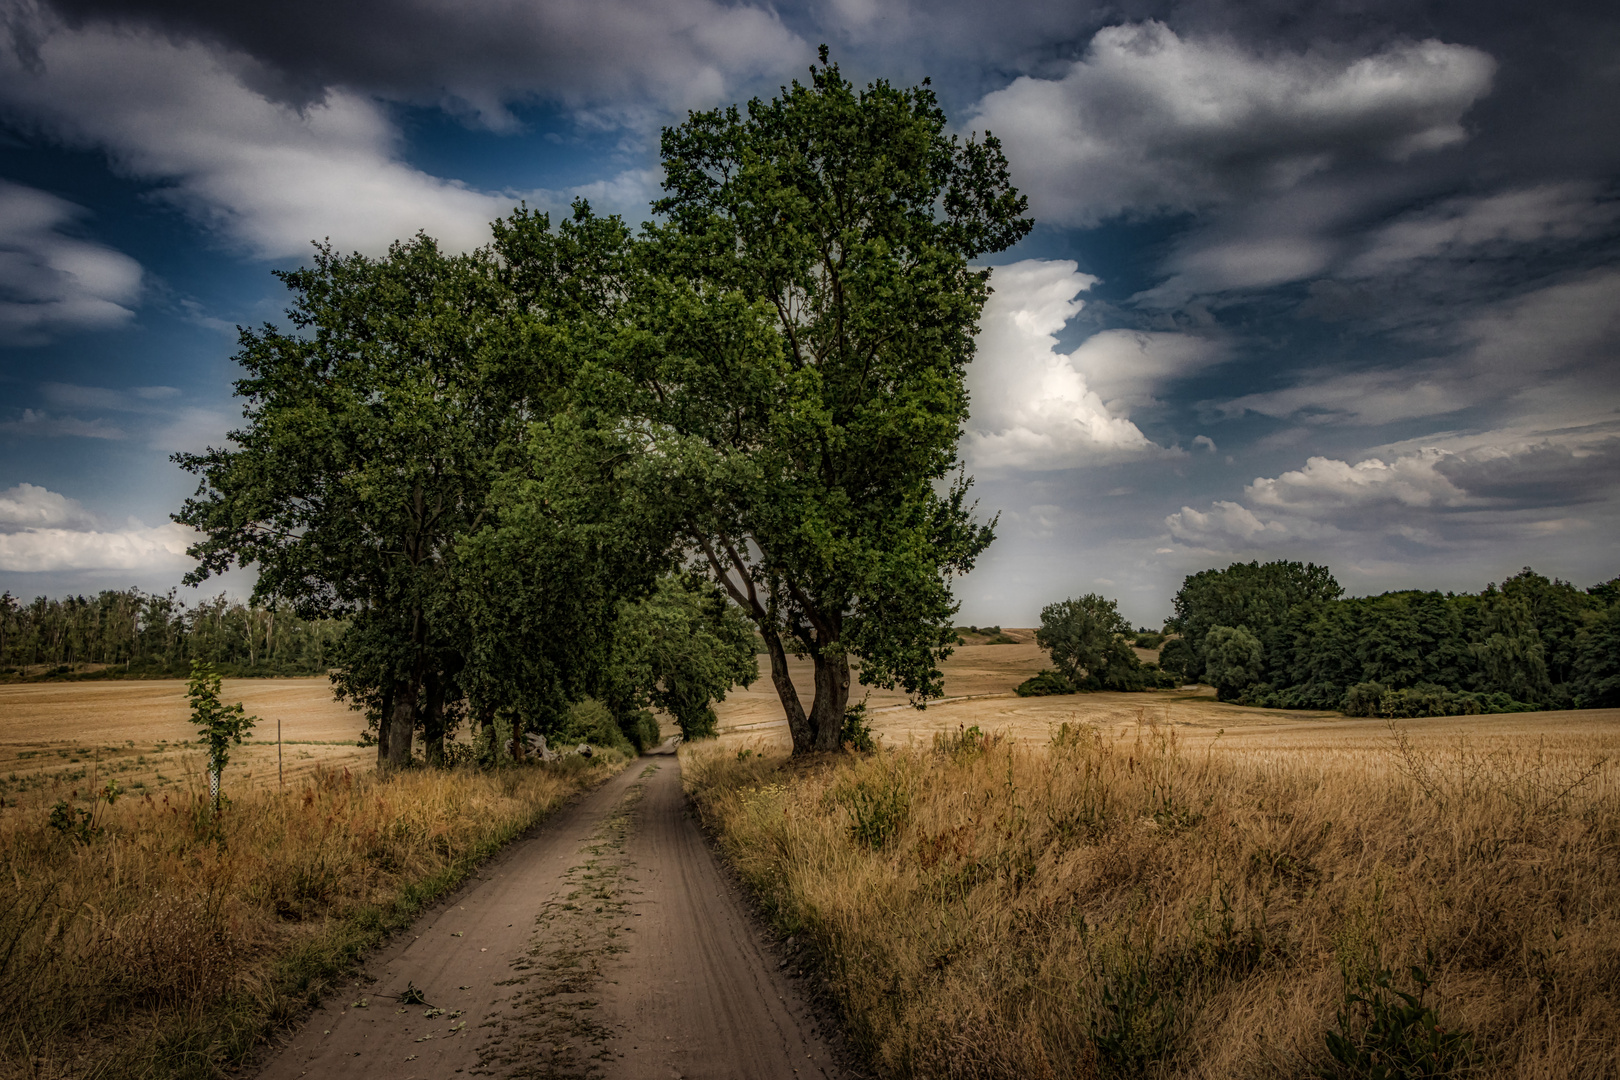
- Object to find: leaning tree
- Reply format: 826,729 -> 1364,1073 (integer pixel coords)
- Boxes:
648,50 -> 1030,752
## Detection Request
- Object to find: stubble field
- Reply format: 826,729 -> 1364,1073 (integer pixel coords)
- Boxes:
0,678 -> 373,810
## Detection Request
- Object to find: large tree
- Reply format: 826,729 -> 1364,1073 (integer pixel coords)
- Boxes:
648,50 -> 1030,753
175,237 -> 511,767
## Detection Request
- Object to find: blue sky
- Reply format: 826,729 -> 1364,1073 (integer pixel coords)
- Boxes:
0,0 -> 1616,627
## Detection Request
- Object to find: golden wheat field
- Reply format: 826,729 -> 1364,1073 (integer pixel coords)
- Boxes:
690,639 -> 1620,1079
0,677 -> 380,811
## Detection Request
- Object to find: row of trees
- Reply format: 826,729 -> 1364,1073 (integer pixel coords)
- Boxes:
0,588 -> 345,676
174,52 -> 1026,764
1162,562 -> 1620,713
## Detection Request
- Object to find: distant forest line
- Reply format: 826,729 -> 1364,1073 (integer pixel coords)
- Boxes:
0,588 -> 346,679
1160,563 -> 1620,714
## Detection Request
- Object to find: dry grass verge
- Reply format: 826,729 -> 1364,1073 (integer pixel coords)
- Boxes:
684,720 -> 1620,1079
0,753 -> 626,1079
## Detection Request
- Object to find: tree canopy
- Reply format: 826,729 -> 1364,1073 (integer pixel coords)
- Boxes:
646,49 -> 1029,752
1168,562 -> 1619,714
172,51 -> 1027,762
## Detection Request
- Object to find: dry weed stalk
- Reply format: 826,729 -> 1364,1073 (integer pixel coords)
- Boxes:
0,755 -> 621,1079
686,719 -> 1619,1079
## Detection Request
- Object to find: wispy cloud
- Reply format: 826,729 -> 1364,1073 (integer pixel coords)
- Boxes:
0,180 -> 142,344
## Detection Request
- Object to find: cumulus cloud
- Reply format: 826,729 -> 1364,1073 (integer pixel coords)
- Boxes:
45,0 -> 804,131
0,482 -> 95,529
963,259 -> 1222,469
0,521 -> 197,572
0,481 -> 198,572
968,21 -> 1495,226
0,179 -> 142,343
1165,435 -> 1620,557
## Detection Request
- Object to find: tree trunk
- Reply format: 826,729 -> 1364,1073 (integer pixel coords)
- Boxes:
375,684 -> 394,769
385,677 -> 417,769
808,648 -> 851,751
761,626 -> 813,754
422,670 -> 446,767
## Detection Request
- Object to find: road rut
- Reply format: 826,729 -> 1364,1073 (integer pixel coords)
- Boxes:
257,745 -> 842,1079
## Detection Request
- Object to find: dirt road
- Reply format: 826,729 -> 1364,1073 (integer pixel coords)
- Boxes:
257,743 -> 843,1080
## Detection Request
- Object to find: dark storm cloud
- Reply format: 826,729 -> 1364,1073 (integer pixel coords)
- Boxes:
1434,438 -> 1620,509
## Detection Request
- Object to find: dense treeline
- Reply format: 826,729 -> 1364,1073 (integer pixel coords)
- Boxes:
1161,561 -> 1620,714
0,588 -> 345,678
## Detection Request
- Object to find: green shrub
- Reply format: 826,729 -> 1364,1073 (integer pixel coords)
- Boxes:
557,699 -> 632,753
618,709 -> 664,752
1341,682 -> 1539,718
1133,631 -> 1165,649
1015,668 -> 1076,696
840,702 -> 875,752
845,776 -> 909,848
1321,956 -> 1474,1079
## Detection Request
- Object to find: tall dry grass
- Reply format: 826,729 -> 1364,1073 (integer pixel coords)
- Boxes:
0,753 -> 624,1079
685,720 -> 1620,1079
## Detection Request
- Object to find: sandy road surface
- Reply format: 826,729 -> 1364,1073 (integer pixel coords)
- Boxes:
258,743 -> 841,1080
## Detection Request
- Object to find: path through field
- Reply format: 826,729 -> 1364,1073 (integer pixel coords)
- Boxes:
257,742 -> 843,1080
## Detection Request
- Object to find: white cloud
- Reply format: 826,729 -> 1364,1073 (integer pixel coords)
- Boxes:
40,0 -> 805,133
0,521 -> 197,572
0,15 -> 669,260
1165,434 -> 1620,559
1246,449 -> 1468,512
0,408 -> 126,439
969,21 -> 1495,226
0,482 -> 96,529
0,481 -> 199,573
0,179 -> 142,344
964,259 -> 1221,469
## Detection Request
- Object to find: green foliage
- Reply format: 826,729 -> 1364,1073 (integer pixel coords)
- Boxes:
1321,957 -> 1474,1079
604,574 -> 758,742
1015,668 -> 1078,696
0,587 -> 344,678
1573,600 -> 1620,708
1204,625 -> 1265,701
557,699 -> 633,754
188,661 -> 257,807
1339,682 -> 1538,718
1133,631 -> 1165,649
1170,560 -> 1343,683
652,49 -> 1027,753
845,774 -> 910,848
1089,944 -> 1185,1078
1035,594 -> 1151,691
1158,637 -> 1193,681
840,701 -> 876,752
1170,561 -> 1616,714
